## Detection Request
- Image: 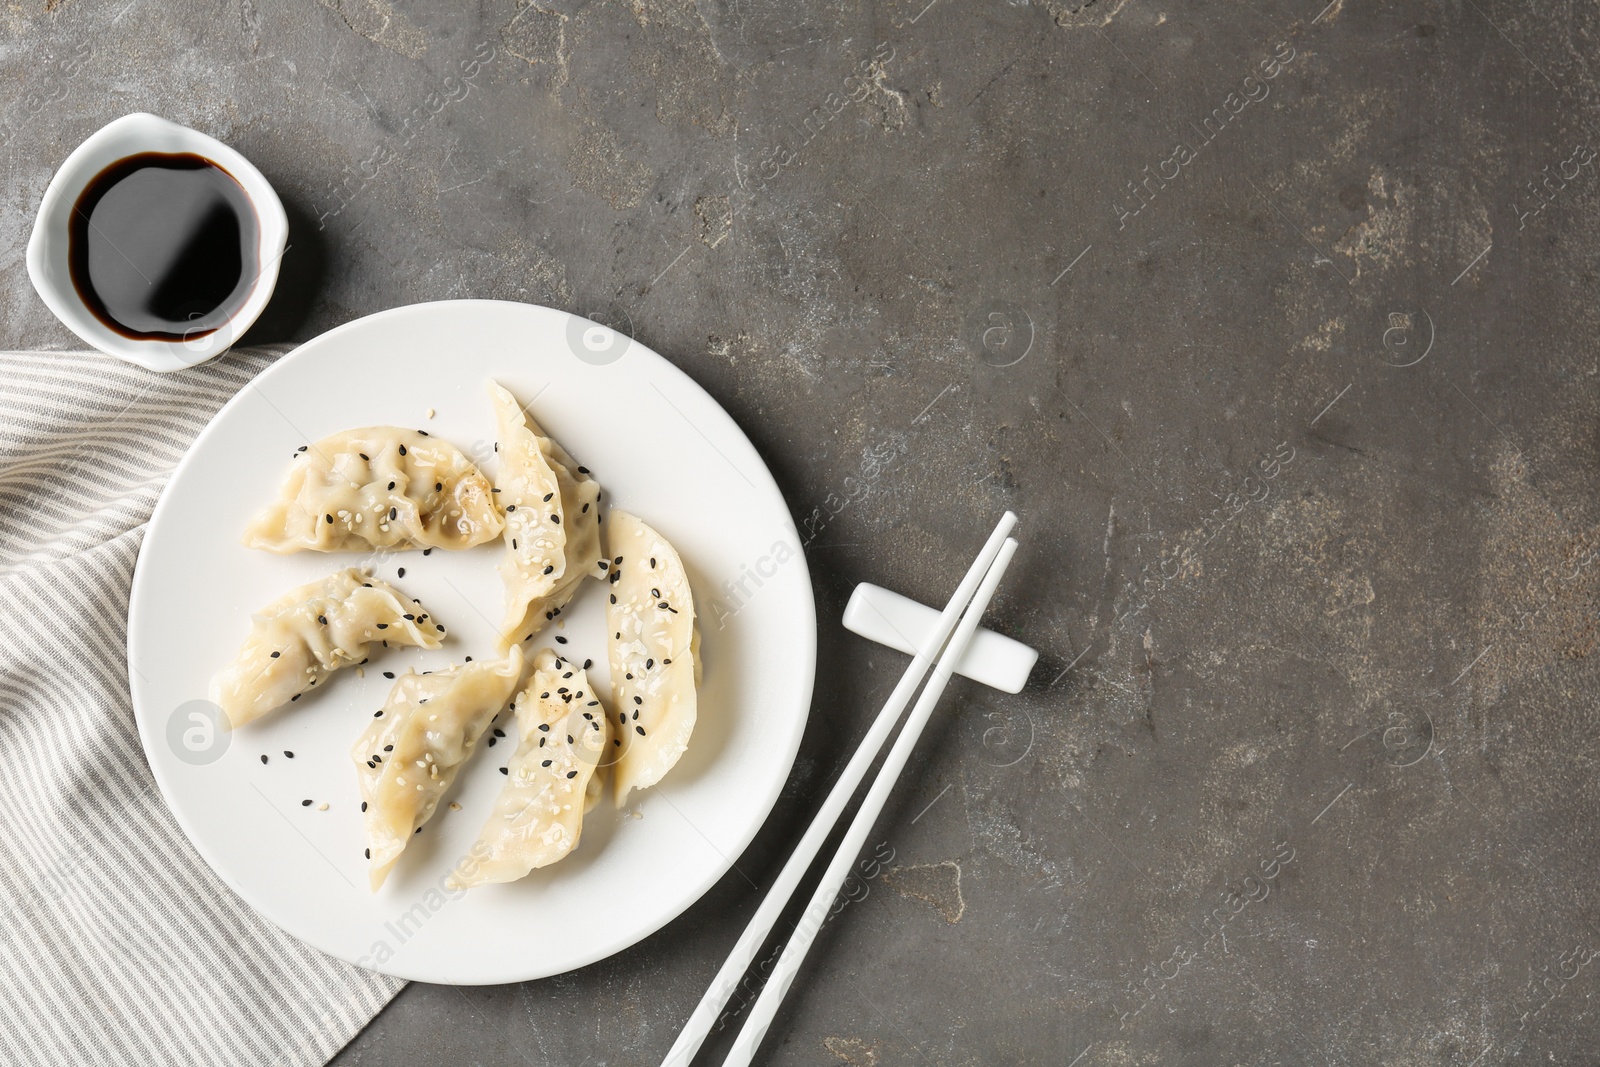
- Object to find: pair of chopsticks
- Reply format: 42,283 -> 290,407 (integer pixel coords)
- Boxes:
663,512 -> 1021,1067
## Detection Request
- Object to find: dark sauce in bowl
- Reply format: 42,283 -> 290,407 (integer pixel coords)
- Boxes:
68,152 -> 259,341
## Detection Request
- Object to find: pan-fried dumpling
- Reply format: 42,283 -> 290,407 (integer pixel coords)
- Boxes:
449,649 -> 611,888
606,511 -> 700,805
488,382 -> 604,651
209,568 -> 445,729
245,427 -> 502,553
352,648 -> 524,891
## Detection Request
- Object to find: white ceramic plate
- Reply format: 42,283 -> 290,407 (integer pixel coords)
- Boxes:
128,300 -> 815,985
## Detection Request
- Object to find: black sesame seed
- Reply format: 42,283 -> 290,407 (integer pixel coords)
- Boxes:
488,737 -> 497,747
555,635 -> 568,644
499,767 -> 509,775
435,482 -> 442,492
609,594 -> 616,604
318,614 -> 328,625
398,567 -> 406,578
301,799 -> 312,807
415,827 -> 422,834
551,514 -> 561,525
270,651 -> 281,659
541,759 -> 552,767
646,658 -> 654,669
388,481 -> 396,490
383,671 -> 395,679
290,694 -> 300,701
543,565 -> 554,575
260,754 -> 268,765
418,430 -> 430,437
543,492 -> 553,502
538,723 -> 550,732
566,770 -> 578,779
583,659 -> 593,669
582,503 -> 590,513
383,744 -> 393,751
297,445 -> 308,452
325,514 -> 333,524
403,613 -> 415,621
424,547 -> 433,556
389,507 -> 398,520
376,623 -> 388,629
359,452 -> 370,461
636,725 -> 646,735
633,696 -> 642,705
506,504 -> 516,512
398,444 -> 407,456
578,466 -> 589,474
365,848 -> 371,858
361,802 -> 367,812
374,710 -> 384,717
651,558 -> 657,568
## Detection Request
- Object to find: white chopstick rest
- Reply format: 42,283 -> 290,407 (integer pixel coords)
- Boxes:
658,512 -> 1019,1067
844,582 -> 1038,693
721,537 -> 1021,1067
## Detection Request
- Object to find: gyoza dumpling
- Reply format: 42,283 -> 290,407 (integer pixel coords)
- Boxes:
245,427 -> 502,553
606,511 -> 700,805
449,649 -> 611,888
488,382 -> 604,650
209,568 -> 445,729
352,649 -> 524,891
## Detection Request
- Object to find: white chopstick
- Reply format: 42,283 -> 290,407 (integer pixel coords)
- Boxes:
720,536 -> 1020,1067
659,512 -> 1018,1067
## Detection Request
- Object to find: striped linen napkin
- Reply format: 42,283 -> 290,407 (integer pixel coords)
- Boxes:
0,348 -> 403,1067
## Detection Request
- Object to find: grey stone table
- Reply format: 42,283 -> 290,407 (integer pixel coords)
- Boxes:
9,0 -> 1599,1063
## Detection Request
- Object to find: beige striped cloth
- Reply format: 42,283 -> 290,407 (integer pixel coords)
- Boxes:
0,348 -> 403,1066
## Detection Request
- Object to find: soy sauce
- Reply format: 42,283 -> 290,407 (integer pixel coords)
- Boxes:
68,152 -> 259,341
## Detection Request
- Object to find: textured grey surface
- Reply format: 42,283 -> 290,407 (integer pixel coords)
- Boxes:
8,0 -> 1600,1063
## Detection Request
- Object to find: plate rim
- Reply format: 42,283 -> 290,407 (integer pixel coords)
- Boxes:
127,298 -> 817,984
